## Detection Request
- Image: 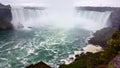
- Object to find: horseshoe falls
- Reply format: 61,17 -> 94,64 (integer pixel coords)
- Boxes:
11,6 -> 111,31
75,10 -> 111,30
0,1 -> 112,68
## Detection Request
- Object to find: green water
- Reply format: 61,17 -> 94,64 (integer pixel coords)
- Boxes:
0,27 -> 90,68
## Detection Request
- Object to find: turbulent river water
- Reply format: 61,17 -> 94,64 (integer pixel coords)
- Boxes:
0,0 -> 112,67
0,27 -> 90,68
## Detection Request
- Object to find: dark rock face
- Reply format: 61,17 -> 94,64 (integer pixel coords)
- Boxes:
75,7 -> 120,12
26,61 -> 51,68
88,27 -> 117,48
0,3 -> 13,30
110,9 -> 120,28
108,54 -> 120,68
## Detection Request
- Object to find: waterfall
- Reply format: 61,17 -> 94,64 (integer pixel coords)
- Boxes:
11,6 -> 46,29
10,2 -> 111,31
75,10 -> 111,30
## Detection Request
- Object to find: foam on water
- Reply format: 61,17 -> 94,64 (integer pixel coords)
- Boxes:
0,28 -> 91,68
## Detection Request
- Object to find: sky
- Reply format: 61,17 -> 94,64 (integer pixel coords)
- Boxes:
0,0 -> 120,7
0,0 -> 75,13
0,0 -> 75,5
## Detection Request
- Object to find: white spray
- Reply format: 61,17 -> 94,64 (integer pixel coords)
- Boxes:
11,0 -> 111,31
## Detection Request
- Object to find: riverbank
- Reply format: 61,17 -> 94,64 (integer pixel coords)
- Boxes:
59,28 -> 120,68
60,44 -> 103,64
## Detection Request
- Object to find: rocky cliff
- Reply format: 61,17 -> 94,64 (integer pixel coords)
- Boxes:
88,27 -> 117,48
0,3 -> 13,30
59,28 -> 120,68
108,54 -> 120,68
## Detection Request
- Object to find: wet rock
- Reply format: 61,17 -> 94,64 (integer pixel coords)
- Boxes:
26,61 -> 51,68
88,27 -> 117,48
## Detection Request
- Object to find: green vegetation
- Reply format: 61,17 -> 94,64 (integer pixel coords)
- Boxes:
59,29 -> 120,68
108,65 -> 113,68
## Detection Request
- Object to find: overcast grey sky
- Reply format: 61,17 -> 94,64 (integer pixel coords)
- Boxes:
0,0 -> 120,7
0,0 -> 77,4
1,0 -> 120,16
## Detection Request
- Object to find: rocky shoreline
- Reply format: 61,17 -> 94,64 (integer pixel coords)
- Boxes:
59,6 -> 120,68
88,27 -> 117,48
59,28 -> 120,68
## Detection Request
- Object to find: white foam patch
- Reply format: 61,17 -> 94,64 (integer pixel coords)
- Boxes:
20,58 -> 28,65
83,44 -> 103,53
0,58 -> 8,61
74,51 -> 82,55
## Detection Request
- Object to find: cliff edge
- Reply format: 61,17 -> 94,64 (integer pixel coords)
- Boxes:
0,3 -> 13,30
